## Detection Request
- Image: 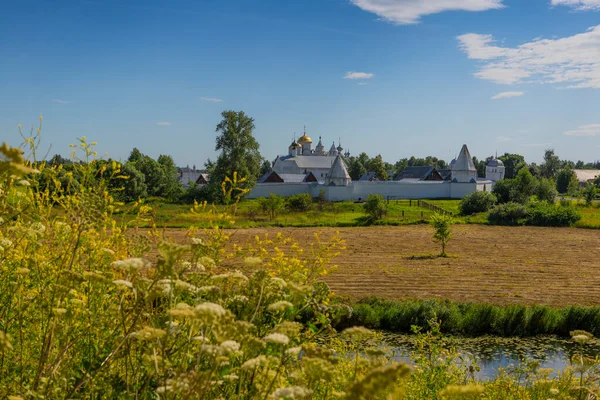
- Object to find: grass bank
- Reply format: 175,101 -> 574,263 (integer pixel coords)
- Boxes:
336,297 -> 600,337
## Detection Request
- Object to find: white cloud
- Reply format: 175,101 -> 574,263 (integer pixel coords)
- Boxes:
564,123 -> 600,136
458,25 -> 600,88
200,97 -> 223,102
491,91 -> 525,99
157,121 -> 172,126
344,71 -> 374,80
496,135 -> 512,141
357,82 -> 369,85
520,142 -> 552,148
350,0 -> 504,24
52,99 -> 69,104
551,0 -> 600,10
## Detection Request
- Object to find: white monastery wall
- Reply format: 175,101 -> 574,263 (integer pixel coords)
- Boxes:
248,183 -> 312,199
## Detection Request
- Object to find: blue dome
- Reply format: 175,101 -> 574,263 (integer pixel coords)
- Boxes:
487,158 -> 504,167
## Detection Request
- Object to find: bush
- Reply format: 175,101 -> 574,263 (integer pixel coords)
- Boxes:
363,194 -> 387,221
488,200 -> 581,227
535,177 -> 558,203
492,179 -> 513,204
459,191 -> 497,215
286,193 -> 312,212
583,183 -> 598,206
487,202 -> 527,225
525,200 -> 581,227
258,193 -> 285,220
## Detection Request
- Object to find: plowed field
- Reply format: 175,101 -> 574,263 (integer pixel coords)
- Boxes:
163,225 -> 600,306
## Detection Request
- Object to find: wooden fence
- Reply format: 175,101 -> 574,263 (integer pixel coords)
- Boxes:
417,200 -> 453,216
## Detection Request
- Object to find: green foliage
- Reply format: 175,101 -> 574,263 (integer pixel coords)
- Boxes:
459,191 -> 497,215
430,213 -> 453,256
556,168 -> 579,194
369,155 -> 388,181
286,193 -> 312,212
583,183 -> 597,206
498,153 -> 526,179
525,200 -> 582,227
115,162 -> 148,202
341,297 -> 600,337
540,149 -> 561,179
487,202 -> 527,225
488,201 -> 581,227
259,193 -> 286,220
347,158 -> 367,181
206,110 -> 262,203
363,194 -> 387,221
534,177 -> 558,203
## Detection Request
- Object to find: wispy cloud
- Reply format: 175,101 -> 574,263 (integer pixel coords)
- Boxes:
52,99 -> 69,104
344,71 -> 374,80
157,121 -> 172,126
350,0 -> 504,25
200,97 -> 223,102
551,0 -> 600,10
517,129 -> 529,133
496,136 -> 513,142
491,91 -> 525,100
564,124 -> 600,136
357,82 -> 369,85
520,142 -> 552,148
458,25 -> 600,88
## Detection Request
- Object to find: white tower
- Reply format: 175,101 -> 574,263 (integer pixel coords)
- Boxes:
297,129 -> 312,155
326,155 -> 351,186
451,144 -> 478,183
486,157 -> 505,181
328,142 -> 338,156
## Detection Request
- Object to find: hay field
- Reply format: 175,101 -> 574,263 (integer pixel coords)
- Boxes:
164,225 -> 600,307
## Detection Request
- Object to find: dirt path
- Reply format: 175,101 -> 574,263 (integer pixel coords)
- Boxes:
163,225 -> 600,306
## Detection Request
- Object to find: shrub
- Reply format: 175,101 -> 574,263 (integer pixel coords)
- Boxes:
258,192 -> 285,220
363,193 -> 387,221
492,179 -> 513,204
286,193 -> 312,212
535,177 -> 558,203
459,191 -> 497,215
525,200 -> 581,227
487,202 -> 527,225
583,183 -> 598,206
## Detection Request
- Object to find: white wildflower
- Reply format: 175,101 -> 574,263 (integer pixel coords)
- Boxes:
264,333 -> 290,346
169,303 -> 195,318
112,258 -> 147,272
286,347 -> 302,356
270,277 -> 287,289
192,335 -> 210,343
52,308 -> 67,315
29,222 -> 46,234
191,237 -> 204,245
272,386 -> 312,399
219,340 -> 241,355
132,326 -> 167,340
223,374 -> 239,382
200,344 -> 219,356
174,280 -> 198,293
268,301 -> 294,312
100,248 -> 115,255
0,238 -> 13,248
195,302 -> 229,319
550,388 -> 559,395
112,280 -> 133,289
17,179 -> 30,186
241,355 -> 269,370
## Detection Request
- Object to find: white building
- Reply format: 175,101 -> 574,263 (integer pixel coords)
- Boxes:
251,142 -> 498,201
486,157 -> 506,182
272,131 -> 348,182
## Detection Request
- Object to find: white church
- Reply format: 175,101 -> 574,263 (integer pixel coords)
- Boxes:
250,130 -> 505,201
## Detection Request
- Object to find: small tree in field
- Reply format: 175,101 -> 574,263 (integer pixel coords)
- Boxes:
583,183 -> 597,206
431,212 -> 454,257
259,193 -> 285,220
364,193 -> 387,221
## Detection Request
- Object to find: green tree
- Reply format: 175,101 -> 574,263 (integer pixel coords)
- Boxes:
511,168 -> 537,204
369,155 -> 388,181
127,147 -> 143,163
556,168 -> 578,194
259,193 -> 285,220
431,212 -> 454,257
540,149 -> 561,179
498,153 -> 526,179
134,155 -> 166,197
206,110 -> 262,203
363,193 -> 387,221
459,191 -> 497,215
157,154 -> 183,202
583,183 -> 597,206
348,158 -> 366,181
116,162 -> 148,202
259,159 -> 272,178
534,177 -> 557,203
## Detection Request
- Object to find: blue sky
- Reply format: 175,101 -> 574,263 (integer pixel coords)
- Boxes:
2,0 -> 600,166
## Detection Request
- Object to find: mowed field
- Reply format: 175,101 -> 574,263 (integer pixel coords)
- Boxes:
163,225 -> 600,307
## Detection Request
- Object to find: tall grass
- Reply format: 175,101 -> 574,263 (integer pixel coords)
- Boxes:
337,297 -> 600,337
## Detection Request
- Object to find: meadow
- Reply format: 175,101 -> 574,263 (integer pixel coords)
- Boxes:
161,224 -> 600,307
116,197 -> 600,229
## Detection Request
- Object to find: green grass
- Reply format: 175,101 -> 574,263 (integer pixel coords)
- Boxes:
113,197 -> 600,229
336,297 -> 600,337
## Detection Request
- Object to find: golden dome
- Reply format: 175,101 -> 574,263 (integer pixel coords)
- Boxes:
298,133 -> 312,143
